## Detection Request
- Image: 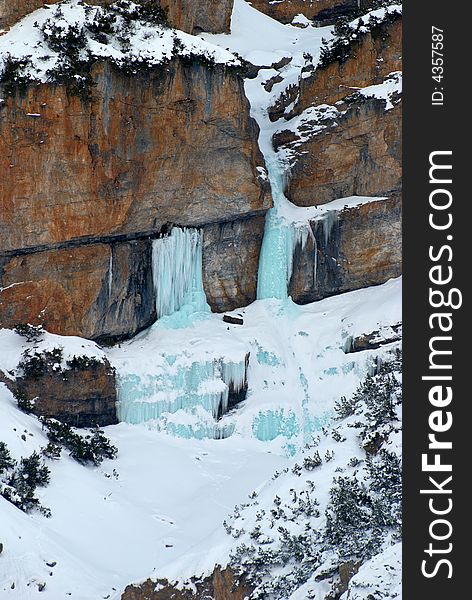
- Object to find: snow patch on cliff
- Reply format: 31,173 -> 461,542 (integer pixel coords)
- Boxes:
0,0 -> 239,88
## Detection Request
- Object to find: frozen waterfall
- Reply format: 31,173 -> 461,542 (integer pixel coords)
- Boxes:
152,227 -> 210,326
257,159 -> 312,300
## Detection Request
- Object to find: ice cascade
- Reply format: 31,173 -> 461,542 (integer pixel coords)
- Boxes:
116,356 -> 248,438
152,227 -> 210,326
257,159 -> 312,300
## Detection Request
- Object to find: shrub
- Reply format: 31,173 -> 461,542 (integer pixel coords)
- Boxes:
0,54 -> 34,96
0,447 -> 51,517
111,0 -> 169,27
14,389 -> 36,414
303,452 -> 322,470
14,323 -> 45,343
41,442 -> 62,460
318,4 -> 401,69
17,347 -> 64,380
66,355 -> 101,371
0,442 -> 15,474
41,418 -> 117,466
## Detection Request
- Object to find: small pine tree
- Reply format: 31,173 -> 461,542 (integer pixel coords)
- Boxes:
0,442 -> 15,474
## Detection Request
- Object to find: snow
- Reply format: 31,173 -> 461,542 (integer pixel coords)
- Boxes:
0,1 -> 402,597
340,543 -> 402,599
0,0 -> 238,87
0,328 -> 106,377
107,277 -> 402,447
359,71 -> 402,111
0,275 -> 401,598
0,382 -> 288,599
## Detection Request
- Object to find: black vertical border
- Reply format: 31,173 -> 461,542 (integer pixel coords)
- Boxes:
403,1 -> 468,598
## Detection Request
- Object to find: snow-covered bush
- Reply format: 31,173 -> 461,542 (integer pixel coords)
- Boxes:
17,347 -> 64,380
226,351 -> 402,599
41,418 -> 118,466
0,1 -> 240,97
0,448 -> 51,517
65,355 -> 102,370
13,323 -> 45,344
0,54 -> 33,95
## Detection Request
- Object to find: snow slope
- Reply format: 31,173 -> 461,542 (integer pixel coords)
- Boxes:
0,2 -> 402,598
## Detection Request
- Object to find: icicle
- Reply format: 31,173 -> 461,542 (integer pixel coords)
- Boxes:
152,228 -> 209,321
116,355 -> 248,438
320,211 -> 338,246
108,250 -> 113,297
252,408 -> 300,442
221,360 -> 247,394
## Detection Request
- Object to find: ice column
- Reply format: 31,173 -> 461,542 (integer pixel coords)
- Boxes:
257,159 -> 312,300
152,227 -> 209,322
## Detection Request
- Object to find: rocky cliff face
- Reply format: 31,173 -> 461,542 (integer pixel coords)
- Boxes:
0,0 -> 233,33
160,0 -> 233,34
0,58 -> 270,339
295,15 -> 402,112
275,93 -> 402,206
248,0 -> 375,25
0,0 -> 47,29
289,194 -> 402,304
121,567 -> 252,600
3,355 -> 117,427
0,240 -> 155,341
269,14 -> 401,206
203,215 -> 265,312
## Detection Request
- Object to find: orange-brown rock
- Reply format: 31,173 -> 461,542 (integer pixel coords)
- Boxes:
0,240 -> 155,340
0,1 -> 233,33
275,94 -> 401,206
0,0 -> 46,29
160,0 -> 233,34
268,14 -> 402,123
203,215 -> 265,312
12,354 -> 117,427
289,194 -> 402,303
274,96 -> 402,206
0,214 -> 267,339
121,567 -> 253,600
295,15 -> 402,113
0,56 -> 270,338
249,0 -> 374,25
0,59 -> 269,254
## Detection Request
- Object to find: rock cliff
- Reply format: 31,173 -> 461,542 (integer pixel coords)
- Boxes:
0,58 -> 270,338
275,92 -> 402,206
2,353 -> 117,427
289,194 -> 402,303
269,13 -> 402,205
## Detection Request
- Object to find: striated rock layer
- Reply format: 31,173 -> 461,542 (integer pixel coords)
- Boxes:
270,14 -> 402,205
295,15 -> 402,112
0,240 -> 155,341
0,60 -> 268,253
203,215 -> 266,313
2,357 -> 117,427
289,194 -> 402,304
276,94 -> 402,206
0,58 -> 270,338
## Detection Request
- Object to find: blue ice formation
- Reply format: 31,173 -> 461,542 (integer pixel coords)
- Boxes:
152,227 -> 210,328
117,357 -> 247,428
257,160 -> 312,300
